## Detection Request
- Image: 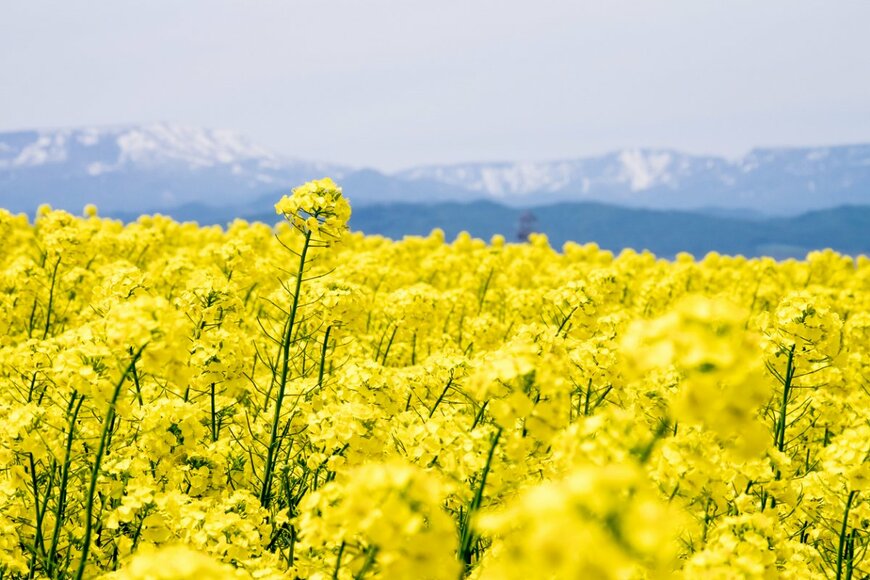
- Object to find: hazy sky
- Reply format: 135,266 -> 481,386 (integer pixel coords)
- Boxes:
2,1 -> 869,170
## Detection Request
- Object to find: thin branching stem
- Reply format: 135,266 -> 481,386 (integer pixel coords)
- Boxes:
260,230 -> 312,508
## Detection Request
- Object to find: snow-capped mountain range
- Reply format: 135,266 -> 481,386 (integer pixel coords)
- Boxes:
0,124 -> 349,213
1,123 -> 869,215
398,147 -> 870,214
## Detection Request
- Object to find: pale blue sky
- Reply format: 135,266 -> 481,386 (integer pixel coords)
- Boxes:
2,0 -> 869,170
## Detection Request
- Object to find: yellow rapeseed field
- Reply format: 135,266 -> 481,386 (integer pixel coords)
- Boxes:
0,178 -> 868,579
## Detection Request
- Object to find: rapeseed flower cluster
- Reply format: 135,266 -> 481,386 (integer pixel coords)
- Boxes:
0,182 -> 867,578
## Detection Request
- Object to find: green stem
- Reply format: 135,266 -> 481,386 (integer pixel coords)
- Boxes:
74,346 -> 145,580
28,452 -> 53,577
555,305 -> 579,337
47,393 -> 85,577
210,383 -> 217,442
471,401 -> 488,431
260,230 -> 311,508
27,296 -> 39,339
317,325 -> 332,389
836,490 -> 858,580
583,378 -> 592,416
477,268 -> 494,315
845,528 -> 856,580
636,418 -> 671,464
459,428 -> 501,568
41,257 -> 61,340
428,375 -> 454,419
775,344 -> 797,455
129,349 -> 143,407
381,325 -> 398,366
26,372 -> 37,403
332,541 -> 345,580
353,545 -> 379,580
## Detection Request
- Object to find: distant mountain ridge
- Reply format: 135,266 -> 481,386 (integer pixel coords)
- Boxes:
399,145 -> 870,214
339,202 -> 870,259
1,124 -> 869,215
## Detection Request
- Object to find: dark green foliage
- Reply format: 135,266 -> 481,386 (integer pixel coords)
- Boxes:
112,201 -> 870,259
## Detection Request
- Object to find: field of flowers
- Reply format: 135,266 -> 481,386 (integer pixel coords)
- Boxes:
0,178 -> 868,579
